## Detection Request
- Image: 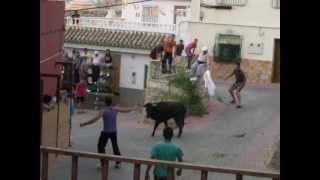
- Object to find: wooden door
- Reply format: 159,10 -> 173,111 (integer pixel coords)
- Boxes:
272,39 -> 280,83
111,54 -> 121,93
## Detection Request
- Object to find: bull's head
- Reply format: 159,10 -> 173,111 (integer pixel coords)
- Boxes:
144,103 -> 156,118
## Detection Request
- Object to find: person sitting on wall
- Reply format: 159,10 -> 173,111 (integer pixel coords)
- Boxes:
71,10 -> 80,25
190,46 -> 209,81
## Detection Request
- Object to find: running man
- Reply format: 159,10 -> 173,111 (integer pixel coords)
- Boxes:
225,62 -> 246,108
145,127 -> 184,180
80,96 -> 139,168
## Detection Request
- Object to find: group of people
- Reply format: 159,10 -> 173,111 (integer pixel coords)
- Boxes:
68,36 -> 247,179
152,35 -> 246,108
63,48 -> 114,114
80,96 -> 183,180
151,34 -> 198,74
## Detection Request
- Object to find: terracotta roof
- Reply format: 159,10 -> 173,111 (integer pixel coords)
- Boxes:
64,26 -> 170,50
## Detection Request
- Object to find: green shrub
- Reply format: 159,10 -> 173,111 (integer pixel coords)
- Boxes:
163,70 -> 207,116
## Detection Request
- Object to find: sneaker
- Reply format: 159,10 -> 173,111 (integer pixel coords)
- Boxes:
190,77 -> 197,81
236,105 -> 242,109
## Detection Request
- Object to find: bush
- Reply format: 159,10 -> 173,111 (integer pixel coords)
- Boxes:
163,70 -> 207,116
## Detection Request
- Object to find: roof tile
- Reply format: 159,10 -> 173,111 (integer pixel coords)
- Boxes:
64,26 -> 171,50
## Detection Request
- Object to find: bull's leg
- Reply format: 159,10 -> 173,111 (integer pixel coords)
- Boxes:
152,122 -> 160,137
177,125 -> 183,138
164,121 -> 169,128
175,117 -> 185,138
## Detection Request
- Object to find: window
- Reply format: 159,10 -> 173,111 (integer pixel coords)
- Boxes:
142,6 -> 158,23
272,0 -> 280,9
214,34 -> 242,63
216,0 -> 247,6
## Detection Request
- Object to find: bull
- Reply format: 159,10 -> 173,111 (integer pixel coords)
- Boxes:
144,102 -> 186,137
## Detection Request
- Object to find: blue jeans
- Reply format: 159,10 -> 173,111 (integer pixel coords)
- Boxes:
190,62 -> 207,77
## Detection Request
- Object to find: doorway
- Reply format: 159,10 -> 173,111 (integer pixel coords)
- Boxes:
174,6 -> 187,25
272,39 -> 280,83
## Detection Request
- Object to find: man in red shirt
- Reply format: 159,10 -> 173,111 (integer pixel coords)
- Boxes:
185,38 -> 198,69
162,34 -> 176,74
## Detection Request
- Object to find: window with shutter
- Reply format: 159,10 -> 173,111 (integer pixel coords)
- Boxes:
214,34 -> 242,64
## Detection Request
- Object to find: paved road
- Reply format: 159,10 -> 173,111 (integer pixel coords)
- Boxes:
49,83 -> 280,180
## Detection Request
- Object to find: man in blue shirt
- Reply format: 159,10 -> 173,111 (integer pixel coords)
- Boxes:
145,127 -> 184,180
80,96 -> 139,168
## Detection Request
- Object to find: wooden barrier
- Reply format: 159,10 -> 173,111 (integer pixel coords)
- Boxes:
40,146 -> 280,180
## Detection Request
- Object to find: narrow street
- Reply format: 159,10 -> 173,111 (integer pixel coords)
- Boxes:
49,82 -> 280,180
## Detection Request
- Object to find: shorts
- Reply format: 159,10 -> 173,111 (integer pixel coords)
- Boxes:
230,81 -> 246,92
77,96 -> 85,103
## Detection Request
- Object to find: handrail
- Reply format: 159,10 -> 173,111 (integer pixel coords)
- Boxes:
40,146 -> 280,180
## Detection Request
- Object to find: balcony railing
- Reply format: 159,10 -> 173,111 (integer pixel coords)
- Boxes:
65,17 -> 176,34
216,0 -> 247,6
41,146 -> 280,180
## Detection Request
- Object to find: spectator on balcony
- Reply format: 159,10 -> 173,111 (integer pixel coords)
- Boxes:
74,51 -> 82,84
145,127 -> 183,180
92,51 -> 102,83
185,38 -> 198,69
162,34 -> 176,74
190,46 -> 209,81
104,49 -> 113,68
71,10 -> 80,25
81,48 -> 91,63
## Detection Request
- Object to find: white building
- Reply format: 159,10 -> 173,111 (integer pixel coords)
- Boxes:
64,0 -> 192,106
179,0 -> 280,83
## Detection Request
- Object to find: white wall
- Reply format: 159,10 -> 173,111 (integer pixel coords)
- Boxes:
120,53 -> 150,90
178,22 -> 280,61
121,0 -> 190,24
201,0 -> 280,27
178,0 -> 280,62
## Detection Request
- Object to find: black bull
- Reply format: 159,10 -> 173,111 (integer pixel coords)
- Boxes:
144,102 -> 186,137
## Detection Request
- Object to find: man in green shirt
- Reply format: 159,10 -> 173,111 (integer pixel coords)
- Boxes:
145,127 -> 184,180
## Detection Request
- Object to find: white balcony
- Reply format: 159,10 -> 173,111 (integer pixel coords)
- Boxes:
65,17 -> 176,34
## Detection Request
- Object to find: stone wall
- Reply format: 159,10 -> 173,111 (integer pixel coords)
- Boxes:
209,57 -> 273,84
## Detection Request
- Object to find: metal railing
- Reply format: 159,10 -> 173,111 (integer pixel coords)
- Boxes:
64,17 -> 176,34
40,146 -> 280,180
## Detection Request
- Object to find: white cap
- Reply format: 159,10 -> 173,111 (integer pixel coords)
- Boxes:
202,46 -> 208,51
94,50 -> 99,55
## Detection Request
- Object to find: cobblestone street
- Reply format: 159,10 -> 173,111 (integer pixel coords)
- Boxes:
49,82 -> 280,180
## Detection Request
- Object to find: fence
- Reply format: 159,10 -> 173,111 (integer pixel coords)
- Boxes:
40,146 -> 280,180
